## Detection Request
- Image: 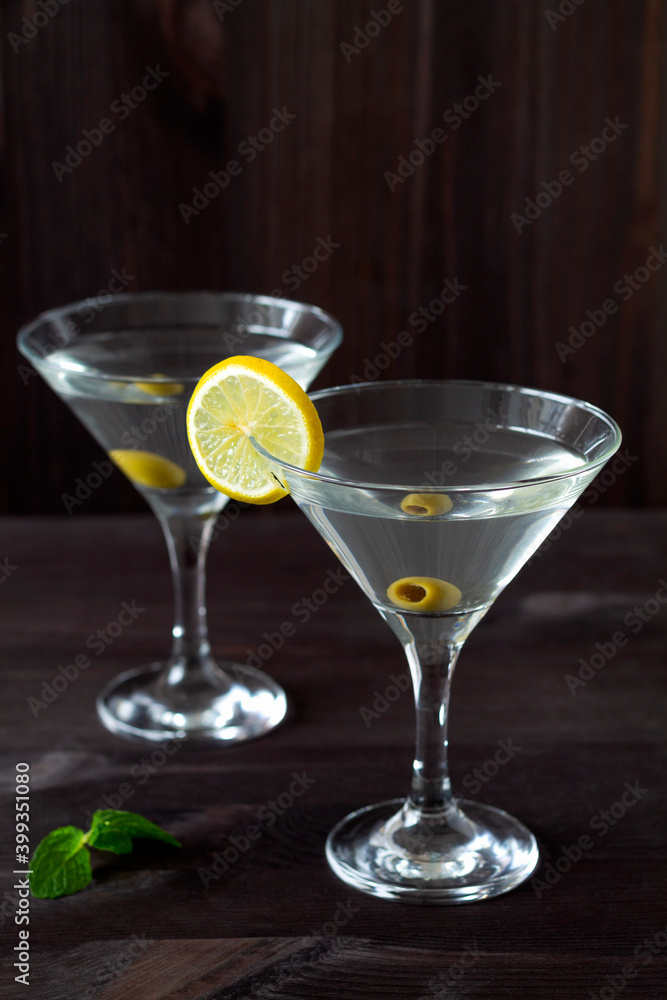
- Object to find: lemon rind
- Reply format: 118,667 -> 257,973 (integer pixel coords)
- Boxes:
186,356 -> 323,505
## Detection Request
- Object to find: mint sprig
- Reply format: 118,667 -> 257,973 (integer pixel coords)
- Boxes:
30,809 -> 181,899
87,809 -> 181,854
29,826 -> 92,899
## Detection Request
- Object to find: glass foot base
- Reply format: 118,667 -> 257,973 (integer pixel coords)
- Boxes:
325,798 -> 539,904
96,661 -> 288,745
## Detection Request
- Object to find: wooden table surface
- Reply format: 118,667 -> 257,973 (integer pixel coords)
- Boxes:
1,509 -> 665,999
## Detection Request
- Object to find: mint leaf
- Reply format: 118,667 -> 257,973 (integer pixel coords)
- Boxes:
30,826 -> 92,899
29,810 -> 180,899
87,809 -> 181,854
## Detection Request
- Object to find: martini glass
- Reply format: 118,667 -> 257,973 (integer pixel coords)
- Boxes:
17,292 -> 342,744
255,380 -> 621,902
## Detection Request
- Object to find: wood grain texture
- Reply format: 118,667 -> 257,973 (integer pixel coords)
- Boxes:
1,0 -> 664,512
0,510 -> 666,997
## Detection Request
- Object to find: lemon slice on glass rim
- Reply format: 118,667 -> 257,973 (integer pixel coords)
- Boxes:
186,355 -> 324,504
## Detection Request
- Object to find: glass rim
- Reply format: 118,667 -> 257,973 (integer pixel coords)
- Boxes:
254,378 -> 623,494
15,289 -> 344,375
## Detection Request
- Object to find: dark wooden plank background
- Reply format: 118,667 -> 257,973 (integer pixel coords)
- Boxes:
3,0 -> 665,513
0,509 -> 666,997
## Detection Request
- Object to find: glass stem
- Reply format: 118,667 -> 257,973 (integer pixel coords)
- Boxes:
382,609 -> 487,821
405,631 -> 462,813
150,502 -> 219,680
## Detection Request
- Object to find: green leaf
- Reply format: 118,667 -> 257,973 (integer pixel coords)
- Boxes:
87,810 -> 181,854
30,826 -> 92,899
29,810 -> 181,900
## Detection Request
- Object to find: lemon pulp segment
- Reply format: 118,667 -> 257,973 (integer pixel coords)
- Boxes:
186,355 -> 324,504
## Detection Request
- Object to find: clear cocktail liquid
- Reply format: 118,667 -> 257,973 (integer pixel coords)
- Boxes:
44,329 -> 321,494
298,423 -> 587,620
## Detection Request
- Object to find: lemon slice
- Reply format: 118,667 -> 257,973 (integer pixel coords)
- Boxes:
186,355 -> 324,504
133,373 -> 184,396
109,449 -> 187,489
387,576 -> 462,612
